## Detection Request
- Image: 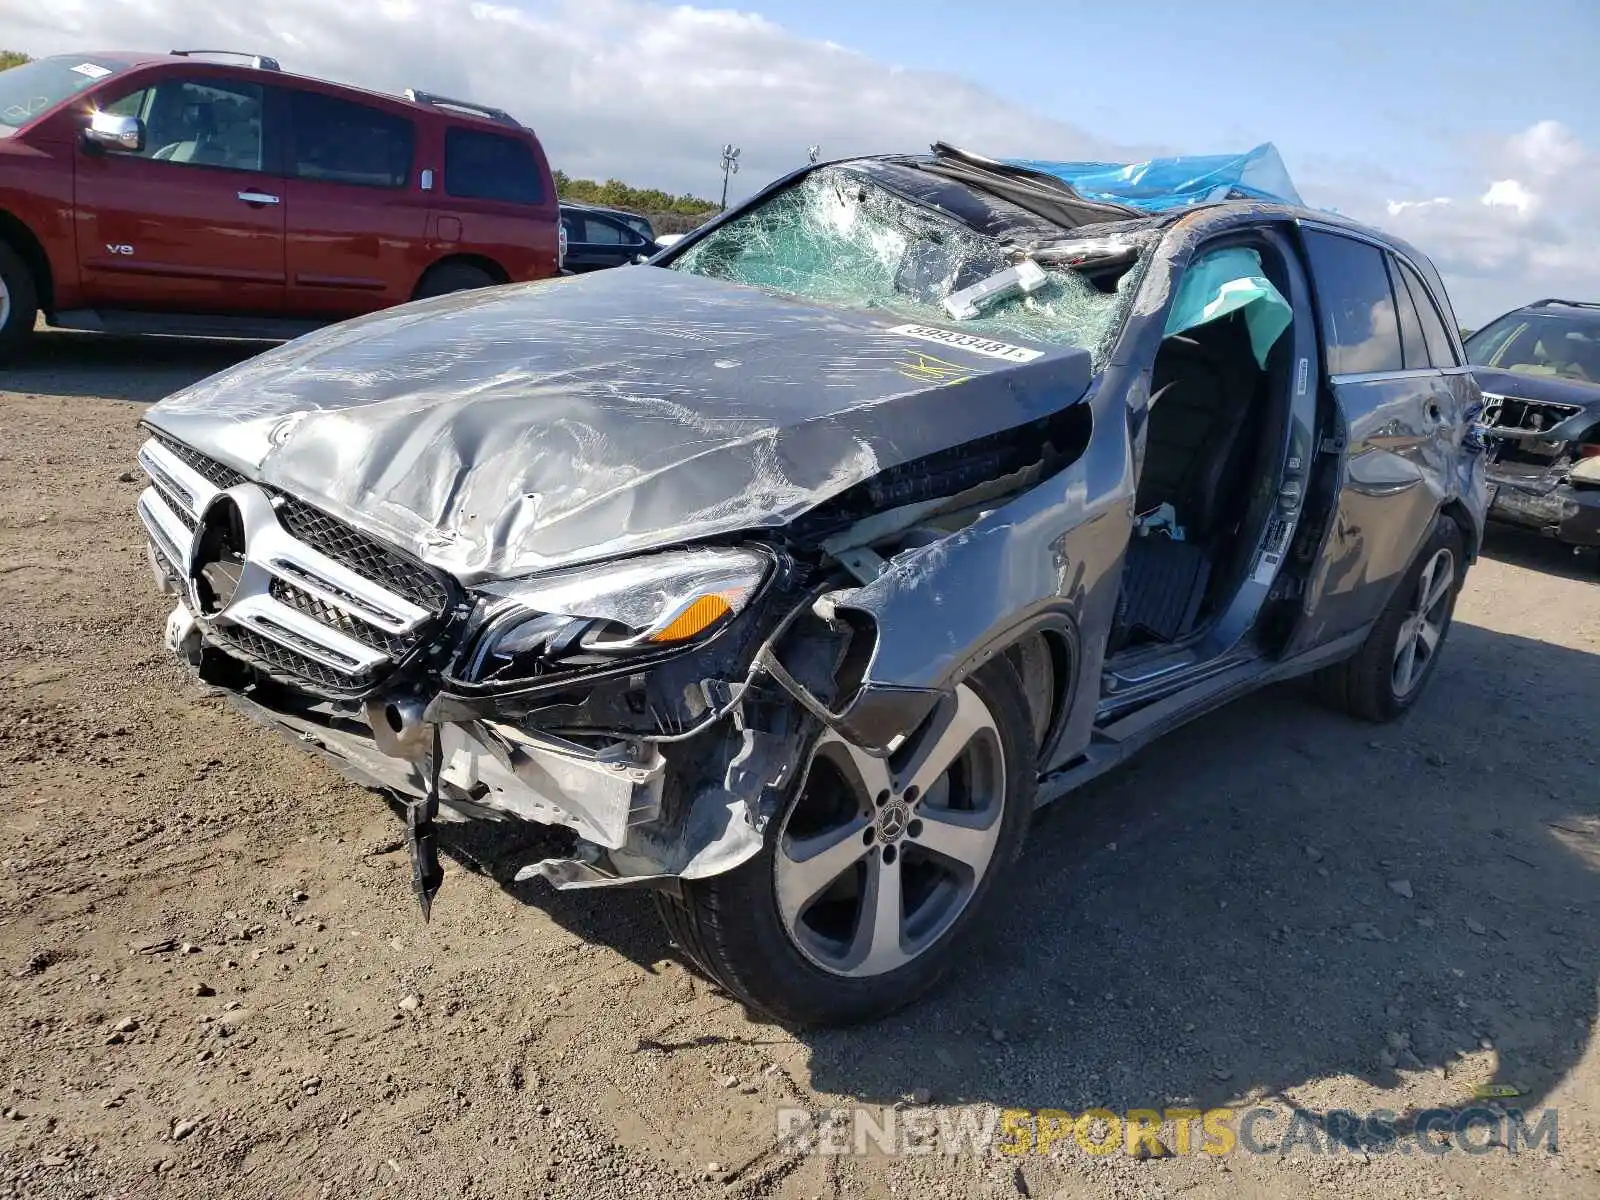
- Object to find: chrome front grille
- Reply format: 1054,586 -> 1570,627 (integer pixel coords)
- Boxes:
153,433 -> 248,490
274,495 -> 448,612
135,435 -> 450,696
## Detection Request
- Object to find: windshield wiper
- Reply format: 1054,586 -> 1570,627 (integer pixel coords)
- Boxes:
921,142 -> 1141,231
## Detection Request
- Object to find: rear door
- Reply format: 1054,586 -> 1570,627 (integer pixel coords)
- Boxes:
1291,228 -> 1452,644
281,87 -> 430,319
73,72 -> 285,314
564,210 -> 650,272
431,126 -> 560,282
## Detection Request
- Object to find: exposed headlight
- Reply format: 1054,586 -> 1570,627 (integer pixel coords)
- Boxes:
467,548 -> 770,683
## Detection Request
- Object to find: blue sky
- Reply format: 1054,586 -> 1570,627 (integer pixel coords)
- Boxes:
743,0 -> 1597,196
9,0 -> 1599,321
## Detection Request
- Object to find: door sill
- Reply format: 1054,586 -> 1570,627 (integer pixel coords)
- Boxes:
50,309 -> 325,343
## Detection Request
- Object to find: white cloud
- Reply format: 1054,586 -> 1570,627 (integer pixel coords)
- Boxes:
2,0 -> 1593,325
0,0 -> 1128,204
1346,120 -> 1599,325
1480,178 -> 1537,216
1385,197 -> 1452,217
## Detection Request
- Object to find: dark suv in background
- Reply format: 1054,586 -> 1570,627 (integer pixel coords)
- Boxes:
0,50 -> 561,359
559,201 -> 660,272
1466,299 -> 1600,555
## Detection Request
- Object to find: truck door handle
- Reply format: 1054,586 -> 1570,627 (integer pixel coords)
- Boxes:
237,191 -> 280,206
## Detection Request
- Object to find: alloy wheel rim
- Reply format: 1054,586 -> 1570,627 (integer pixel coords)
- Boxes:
0,273 -> 10,329
773,682 -> 1007,978
1392,547 -> 1455,697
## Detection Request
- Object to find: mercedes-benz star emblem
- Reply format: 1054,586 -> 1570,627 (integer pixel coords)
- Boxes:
877,801 -> 910,841
189,495 -> 248,615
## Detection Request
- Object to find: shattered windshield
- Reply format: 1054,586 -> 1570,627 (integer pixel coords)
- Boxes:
667,165 -> 1140,366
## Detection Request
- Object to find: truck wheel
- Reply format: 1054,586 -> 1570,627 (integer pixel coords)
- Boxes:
413,261 -> 499,300
0,242 -> 39,362
1314,514 -> 1465,722
656,660 -> 1035,1027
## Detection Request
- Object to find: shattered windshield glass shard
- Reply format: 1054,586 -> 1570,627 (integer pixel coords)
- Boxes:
670,166 -> 1137,365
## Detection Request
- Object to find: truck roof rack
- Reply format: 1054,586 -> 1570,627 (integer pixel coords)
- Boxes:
403,89 -> 520,128
1530,298 -> 1600,311
171,49 -> 282,71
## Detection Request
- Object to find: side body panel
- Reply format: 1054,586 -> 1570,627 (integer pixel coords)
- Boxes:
1295,371 -> 1447,643
72,151 -> 287,314
0,132 -> 79,308
283,172 -> 430,314
833,366 -> 1137,774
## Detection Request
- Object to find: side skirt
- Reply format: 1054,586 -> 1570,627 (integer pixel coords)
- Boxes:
1036,622 -> 1372,805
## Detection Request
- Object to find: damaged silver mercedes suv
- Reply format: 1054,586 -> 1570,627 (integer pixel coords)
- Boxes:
136,146 -> 1488,1025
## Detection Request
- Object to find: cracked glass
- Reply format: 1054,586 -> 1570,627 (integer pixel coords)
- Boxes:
669,165 -> 1138,365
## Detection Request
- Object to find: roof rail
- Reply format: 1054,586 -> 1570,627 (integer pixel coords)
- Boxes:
404,88 -> 520,128
171,49 -> 282,71
1530,298 -> 1600,310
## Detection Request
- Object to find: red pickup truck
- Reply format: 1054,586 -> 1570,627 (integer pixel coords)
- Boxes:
0,50 -> 562,360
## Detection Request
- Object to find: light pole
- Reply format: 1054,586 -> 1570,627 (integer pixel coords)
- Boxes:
719,143 -> 741,211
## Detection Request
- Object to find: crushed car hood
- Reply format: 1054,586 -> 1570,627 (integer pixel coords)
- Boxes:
144,267 -> 1091,582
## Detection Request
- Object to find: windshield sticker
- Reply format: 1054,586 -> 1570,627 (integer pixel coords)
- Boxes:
71,63 -> 112,79
887,324 -> 1044,364
895,353 -> 976,387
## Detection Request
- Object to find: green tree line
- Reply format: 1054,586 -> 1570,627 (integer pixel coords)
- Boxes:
553,170 -> 717,217
0,50 -> 31,71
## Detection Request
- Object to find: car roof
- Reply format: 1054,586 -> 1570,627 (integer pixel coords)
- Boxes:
65,50 -> 526,130
1512,299 -> 1600,320
562,202 -> 648,220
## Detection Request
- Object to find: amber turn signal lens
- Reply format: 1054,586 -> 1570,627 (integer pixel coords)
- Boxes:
650,593 -> 734,643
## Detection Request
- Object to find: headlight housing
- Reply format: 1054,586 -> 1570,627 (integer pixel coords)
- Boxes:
465,547 -> 770,683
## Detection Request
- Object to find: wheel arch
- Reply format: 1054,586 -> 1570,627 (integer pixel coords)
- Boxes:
0,208 -> 54,312
1439,495 -> 1482,563
411,252 -> 509,298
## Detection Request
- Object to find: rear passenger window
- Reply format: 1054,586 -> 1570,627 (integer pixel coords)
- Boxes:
291,91 -> 413,188
1386,255 -> 1429,369
445,129 -> 544,204
1398,260 -> 1460,366
581,216 -> 631,245
1302,230 -> 1403,375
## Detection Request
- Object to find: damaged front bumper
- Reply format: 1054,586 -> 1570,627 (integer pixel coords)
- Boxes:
157,578 -> 836,902
1485,459 -> 1600,546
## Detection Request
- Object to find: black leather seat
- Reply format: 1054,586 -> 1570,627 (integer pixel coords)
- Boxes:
1136,311 -> 1264,541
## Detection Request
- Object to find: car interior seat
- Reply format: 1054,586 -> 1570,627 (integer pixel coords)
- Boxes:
1136,310 -> 1264,541
1116,309 -> 1271,647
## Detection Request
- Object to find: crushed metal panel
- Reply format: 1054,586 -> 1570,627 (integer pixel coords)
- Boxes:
143,267 -> 1094,584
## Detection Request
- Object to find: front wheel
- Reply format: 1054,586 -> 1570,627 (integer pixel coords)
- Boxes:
1315,514 -> 1465,721
0,241 -> 39,363
657,660 -> 1036,1027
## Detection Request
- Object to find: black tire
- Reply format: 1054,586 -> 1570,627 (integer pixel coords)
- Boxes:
1314,513 -> 1466,722
0,241 -> 40,363
413,261 -> 499,300
656,660 -> 1036,1027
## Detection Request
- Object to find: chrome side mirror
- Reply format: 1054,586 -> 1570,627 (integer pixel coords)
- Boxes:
84,111 -> 144,153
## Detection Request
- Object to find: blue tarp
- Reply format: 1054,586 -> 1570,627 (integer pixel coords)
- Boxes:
1008,143 -> 1303,212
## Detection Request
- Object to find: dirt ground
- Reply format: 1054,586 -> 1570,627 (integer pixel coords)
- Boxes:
1,329 -> 1598,1200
